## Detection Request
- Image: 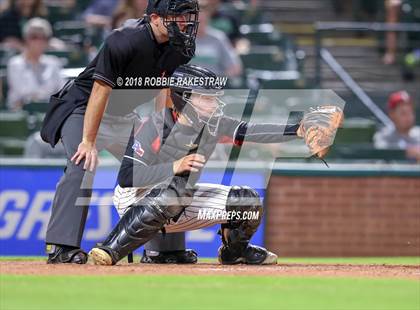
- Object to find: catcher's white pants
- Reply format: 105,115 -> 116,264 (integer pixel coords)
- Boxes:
113,183 -> 231,232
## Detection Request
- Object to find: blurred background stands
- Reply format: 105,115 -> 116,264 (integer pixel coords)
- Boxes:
0,0 -> 418,163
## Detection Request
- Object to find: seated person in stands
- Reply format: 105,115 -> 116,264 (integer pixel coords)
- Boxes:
206,0 -> 241,45
374,91 -> 420,162
191,0 -> 242,78
24,131 -> 66,158
111,0 -> 148,29
0,0 -> 47,50
83,0 -> 118,29
7,17 -> 64,111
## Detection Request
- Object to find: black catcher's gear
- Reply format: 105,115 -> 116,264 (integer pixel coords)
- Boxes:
140,249 -> 198,264
217,186 -> 273,265
147,0 -> 199,57
95,177 -> 193,265
218,244 -> 274,265
170,65 -> 225,136
46,244 -> 88,264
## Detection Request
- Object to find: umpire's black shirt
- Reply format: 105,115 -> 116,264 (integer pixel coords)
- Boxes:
41,19 -> 192,146
76,19 -> 189,94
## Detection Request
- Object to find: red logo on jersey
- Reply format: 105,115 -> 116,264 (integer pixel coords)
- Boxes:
151,136 -> 161,153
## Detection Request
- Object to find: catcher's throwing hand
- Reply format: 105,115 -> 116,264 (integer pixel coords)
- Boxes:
297,105 -> 344,158
173,154 -> 206,174
71,141 -> 99,172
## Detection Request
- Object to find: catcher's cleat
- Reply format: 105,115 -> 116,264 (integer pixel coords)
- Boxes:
89,248 -> 113,266
140,249 -> 198,264
217,244 -> 278,265
259,250 -> 278,265
46,244 -> 88,264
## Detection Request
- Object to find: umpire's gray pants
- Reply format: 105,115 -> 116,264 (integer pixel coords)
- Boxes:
45,111 -> 185,251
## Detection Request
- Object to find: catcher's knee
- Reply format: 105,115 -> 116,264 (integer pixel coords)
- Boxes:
146,176 -> 193,219
127,205 -> 166,237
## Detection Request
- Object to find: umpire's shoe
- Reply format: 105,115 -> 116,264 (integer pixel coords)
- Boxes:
217,244 -> 278,265
46,244 -> 88,264
140,249 -> 198,264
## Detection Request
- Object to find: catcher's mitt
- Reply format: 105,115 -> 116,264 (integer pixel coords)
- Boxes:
297,105 -> 344,159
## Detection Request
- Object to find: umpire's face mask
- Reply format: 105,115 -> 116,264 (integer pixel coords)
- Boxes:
182,90 -> 225,136
164,12 -> 199,57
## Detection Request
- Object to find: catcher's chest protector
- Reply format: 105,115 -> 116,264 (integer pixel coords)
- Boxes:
157,123 -> 219,163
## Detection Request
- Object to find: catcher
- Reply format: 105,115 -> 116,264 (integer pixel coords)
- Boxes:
89,65 -> 343,265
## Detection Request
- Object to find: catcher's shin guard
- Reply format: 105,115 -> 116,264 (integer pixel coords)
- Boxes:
91,177 -> 192,265
217,186 -> 277,265
92,204 -> 167,265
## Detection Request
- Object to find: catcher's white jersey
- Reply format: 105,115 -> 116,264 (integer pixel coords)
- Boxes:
113,183 -> 231,232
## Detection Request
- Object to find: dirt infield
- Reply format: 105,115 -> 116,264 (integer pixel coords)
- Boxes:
1,261 -> 419,279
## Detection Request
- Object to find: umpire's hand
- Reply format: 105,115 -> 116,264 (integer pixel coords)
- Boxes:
71,141 -> 99,172
70,81 -> 111,172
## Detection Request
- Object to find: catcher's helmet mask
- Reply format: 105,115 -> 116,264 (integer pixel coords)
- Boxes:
147,0 -> 199,57
170,65 -> 226,136
181,90 -> 226,136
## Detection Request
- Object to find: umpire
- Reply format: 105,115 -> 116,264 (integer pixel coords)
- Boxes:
41,0 -> 200,264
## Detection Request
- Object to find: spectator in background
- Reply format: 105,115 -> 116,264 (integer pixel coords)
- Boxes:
383,0 -> 400,65
374,91 -> 420,161
191,0 -> 242,77
7,17 -> 64,110
383,0 -> 420,80
83,0 -> 118,28
24,130 -> 66,158
206,0 -> 241,45
233,0 -> 266,24
0,0 -> 47,50
189,0 -> 243,161
111,0 -> 148,29
46,0 -> 75,9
